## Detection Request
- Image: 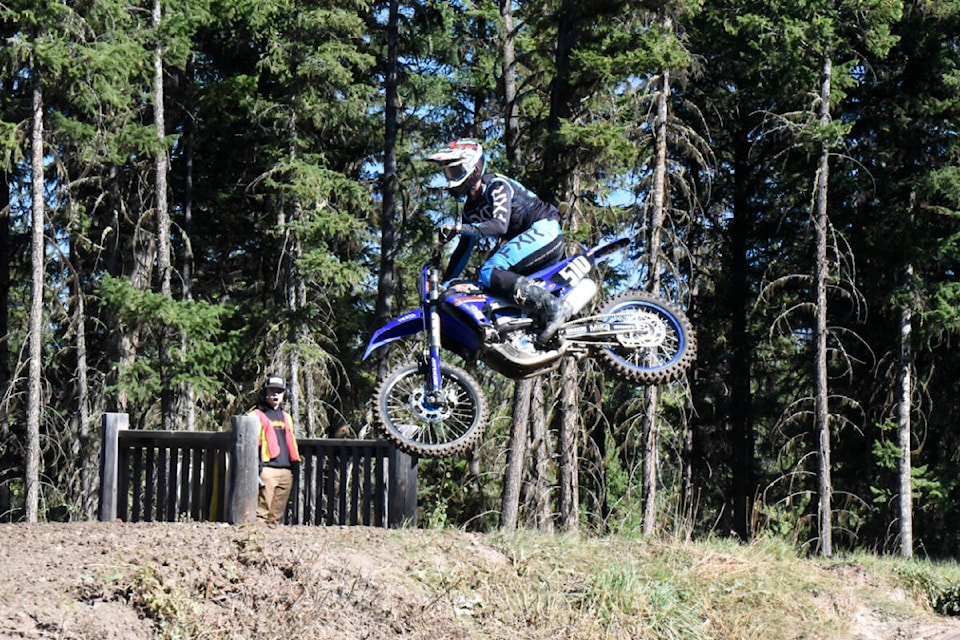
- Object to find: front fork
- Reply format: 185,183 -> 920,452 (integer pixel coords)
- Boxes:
422,267 -> 445,404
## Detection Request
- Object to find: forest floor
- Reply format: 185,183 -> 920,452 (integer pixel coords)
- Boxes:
1,521 -> 960,640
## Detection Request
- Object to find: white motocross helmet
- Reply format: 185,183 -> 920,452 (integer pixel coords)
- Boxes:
426,138 -> 484,197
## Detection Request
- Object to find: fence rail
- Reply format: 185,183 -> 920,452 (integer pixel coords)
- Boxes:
117,429 -> 230,523
98,413 -> 417,527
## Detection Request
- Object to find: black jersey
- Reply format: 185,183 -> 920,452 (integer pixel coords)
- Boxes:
460,174 -> 560,241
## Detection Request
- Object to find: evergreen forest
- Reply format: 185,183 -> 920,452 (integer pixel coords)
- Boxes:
2,0 -> 960,559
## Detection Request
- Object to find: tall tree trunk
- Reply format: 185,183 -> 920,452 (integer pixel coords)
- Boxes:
105,151 -> 150,419
645,66 -> 669,289
374,0 -> 400,381
288,350 -> 301,431
76,295 -> 93,520
500,0 -> 519,170
530,378 -> 553,531
641,59 -> 670,537
897,262 -> 914,558
106,166 -> 120,278
682,390 -> 695,536
730,111 -> 755,540
543,0 -> 577,201
285,107 -> 305,434
287,253 -> 304,517
641,386 -> 660,536
543,0 -> 585,534
181,56 -> 197,431
25,77 -> 45,522
153,0 -> 171,298
0,166 -> 10,521
557,360 -> 579,531
117,164 -> 156,419
296,260 -> 314,436
281,190 -> 304,431
68,237 -> 94,520
284,229 -> 303,434
554,159 -> 582,533
501,379 -> 531,530
103,165 -> 123,413
814,54 -> 834,558
154,0 -> 175,431
304,371 -> 319,437
181,61 -> 195,304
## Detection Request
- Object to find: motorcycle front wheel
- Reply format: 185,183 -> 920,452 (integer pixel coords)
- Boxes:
595,290 -> 697,385
374,360 -> 488,458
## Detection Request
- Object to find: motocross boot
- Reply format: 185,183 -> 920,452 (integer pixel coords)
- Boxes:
512,276 -> 573,346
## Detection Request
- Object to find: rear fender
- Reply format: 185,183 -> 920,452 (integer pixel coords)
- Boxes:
587,237 -> 630,260
532,238 -> 630,291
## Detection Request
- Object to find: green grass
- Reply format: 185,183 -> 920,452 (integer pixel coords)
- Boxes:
79,524 -> 960,640
435,532 -> 960,640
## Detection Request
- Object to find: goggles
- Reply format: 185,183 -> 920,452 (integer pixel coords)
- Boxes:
442,164 -> 468,182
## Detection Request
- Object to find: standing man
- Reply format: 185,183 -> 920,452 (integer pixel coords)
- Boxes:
251,374 -> 300,524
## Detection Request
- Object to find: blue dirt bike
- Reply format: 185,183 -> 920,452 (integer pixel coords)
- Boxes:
363,230 -> 696,458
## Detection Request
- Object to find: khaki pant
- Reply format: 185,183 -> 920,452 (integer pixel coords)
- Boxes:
257,466 -> 293,524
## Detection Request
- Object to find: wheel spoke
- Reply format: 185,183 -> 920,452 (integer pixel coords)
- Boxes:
376,361 -> 488,458
595,291 -> 696,385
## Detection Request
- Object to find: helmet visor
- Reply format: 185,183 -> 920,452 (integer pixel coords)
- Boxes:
442,164 -> 467,183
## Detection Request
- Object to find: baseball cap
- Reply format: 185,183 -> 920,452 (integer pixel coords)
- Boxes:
263,375 -> 286,391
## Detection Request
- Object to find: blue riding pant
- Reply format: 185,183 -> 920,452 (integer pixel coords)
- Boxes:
480,219 -> 564,294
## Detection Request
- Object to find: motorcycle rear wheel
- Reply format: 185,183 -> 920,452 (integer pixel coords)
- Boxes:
374,360 -> 488,458
595,290 -> 696,385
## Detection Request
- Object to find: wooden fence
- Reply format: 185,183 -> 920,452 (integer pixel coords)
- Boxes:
98,413 -> 418,527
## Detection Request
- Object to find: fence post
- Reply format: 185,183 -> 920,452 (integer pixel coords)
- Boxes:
98,412 -> 128,522
228,415 -> 260,524
387,447 -> 417,528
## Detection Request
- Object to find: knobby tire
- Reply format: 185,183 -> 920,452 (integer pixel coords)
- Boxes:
374,360 -> 488,458
595,290 -> 697,385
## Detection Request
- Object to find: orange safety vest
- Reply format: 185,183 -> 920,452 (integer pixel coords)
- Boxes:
253,408 -> 301,463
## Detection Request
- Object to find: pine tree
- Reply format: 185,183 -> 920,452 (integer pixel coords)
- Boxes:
849,0 -> 960,555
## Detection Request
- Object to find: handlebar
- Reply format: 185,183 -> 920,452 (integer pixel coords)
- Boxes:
431,224 -> 457,261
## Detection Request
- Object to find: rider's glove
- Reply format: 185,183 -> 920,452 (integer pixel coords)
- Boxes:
439,222 -> 461,243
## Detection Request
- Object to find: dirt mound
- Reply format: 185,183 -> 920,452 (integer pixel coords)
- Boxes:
0,522 -> 957,640
1,522 -> 508,640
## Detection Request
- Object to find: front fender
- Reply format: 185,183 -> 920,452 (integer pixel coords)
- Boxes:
362,310 -> 424,360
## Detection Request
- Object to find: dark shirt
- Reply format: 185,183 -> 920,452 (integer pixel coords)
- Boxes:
444,174 -> 561,281
257,403 -> 293,468
460,174 -> 560,240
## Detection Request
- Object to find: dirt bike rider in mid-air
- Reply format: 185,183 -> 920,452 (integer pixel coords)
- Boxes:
426,138 -> 572,346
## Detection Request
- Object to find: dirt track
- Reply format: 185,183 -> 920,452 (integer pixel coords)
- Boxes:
2,521 -> 959,640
